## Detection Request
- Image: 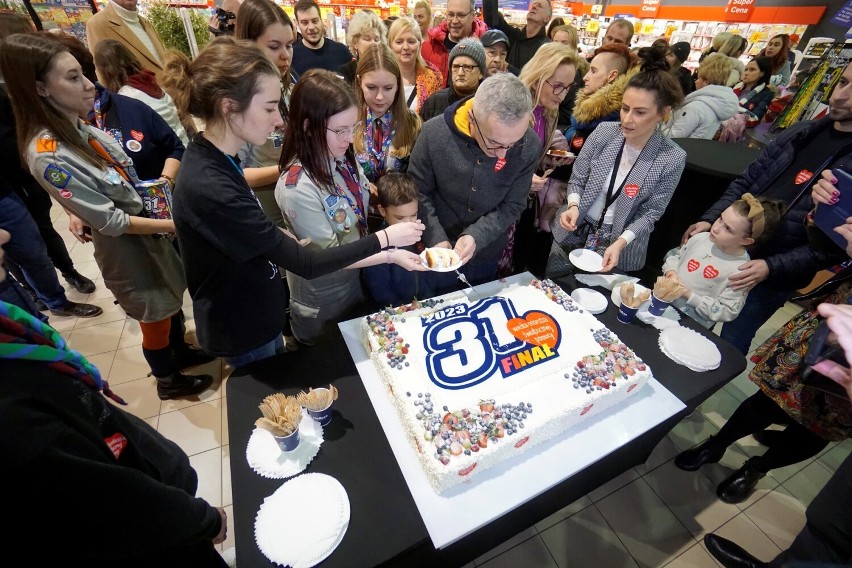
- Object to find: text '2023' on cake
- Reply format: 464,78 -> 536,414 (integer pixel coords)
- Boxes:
361,280 -> 653,494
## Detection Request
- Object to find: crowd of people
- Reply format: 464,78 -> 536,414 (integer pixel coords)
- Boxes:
1,1 -> 851,565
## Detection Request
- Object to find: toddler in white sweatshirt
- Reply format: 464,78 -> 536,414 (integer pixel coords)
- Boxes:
662,193 -> 783,328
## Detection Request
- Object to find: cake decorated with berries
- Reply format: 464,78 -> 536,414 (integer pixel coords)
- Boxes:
360,279 -> 653,494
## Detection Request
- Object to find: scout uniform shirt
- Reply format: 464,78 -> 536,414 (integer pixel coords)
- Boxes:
25,122 -> 185,321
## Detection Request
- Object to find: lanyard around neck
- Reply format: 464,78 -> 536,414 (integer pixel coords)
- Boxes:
597,140 -> 639,228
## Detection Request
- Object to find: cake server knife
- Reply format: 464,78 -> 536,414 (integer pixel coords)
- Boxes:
456,270 -> 481,300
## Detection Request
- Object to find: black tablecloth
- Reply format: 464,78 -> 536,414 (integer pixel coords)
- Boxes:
227,277 -> 746,567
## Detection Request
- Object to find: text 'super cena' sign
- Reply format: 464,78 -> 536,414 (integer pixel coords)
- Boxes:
422,298 -> 562,390
725,0 -> 755,22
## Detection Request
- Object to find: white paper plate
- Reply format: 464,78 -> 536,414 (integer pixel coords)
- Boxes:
569,249 -> 604,272
255,473 -> 350,568
570,288 -> 607,314
420,248 -> 463,272
659,326 -> 721,372
611,283 -> 682,321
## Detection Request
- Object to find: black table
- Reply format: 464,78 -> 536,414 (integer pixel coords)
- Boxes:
227,276 -> 746,568
639,138 -> 760,284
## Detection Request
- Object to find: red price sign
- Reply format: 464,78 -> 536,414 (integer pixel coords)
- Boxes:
640,0 -> 660,17
724,0 -> 755,22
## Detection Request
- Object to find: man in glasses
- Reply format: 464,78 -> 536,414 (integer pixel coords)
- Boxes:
482,0 -> 551,70
420,38 -> 486,122
409,73 -> 541,293
422,0 -> 488,83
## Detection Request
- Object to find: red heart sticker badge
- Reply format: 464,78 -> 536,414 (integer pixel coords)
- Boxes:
624,184 -> 639,198
494,158 -> 506,172
703,265 -> 720,279
571,136 -> 584,150
506,311 -> 559,348
687,259 -> 700,272
130,130 -> 144,141
59,189 -> 72,199
795,169 -> 813,184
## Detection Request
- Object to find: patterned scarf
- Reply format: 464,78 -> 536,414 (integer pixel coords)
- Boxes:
0,301 -> 126,405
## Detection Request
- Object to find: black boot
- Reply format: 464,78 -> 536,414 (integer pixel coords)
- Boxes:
155,371 -> 214,401
62,270 -> 96,294
704,534 -> 769,568
168,310 -> 216,370
173,343 -> 216,370
716,457 -> 766,504
674,435 -> 726,471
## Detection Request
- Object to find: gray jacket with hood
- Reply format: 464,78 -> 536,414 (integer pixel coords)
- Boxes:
666,85 -> 739,140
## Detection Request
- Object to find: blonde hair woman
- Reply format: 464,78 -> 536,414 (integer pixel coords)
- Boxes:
387,16 -> 443,113
353,44 -> 422,183
510,42 -> 581,275
413,0 -> 431,39
338,9 -> 386,84
717,34 -> 747,85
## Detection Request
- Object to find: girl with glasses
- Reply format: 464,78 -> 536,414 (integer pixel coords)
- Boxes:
166,39 -> 423,367
276,69 -> 427,346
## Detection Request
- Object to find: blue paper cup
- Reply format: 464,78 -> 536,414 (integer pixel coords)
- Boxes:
273,426 -> 300,452
307,388 -> 333,426
648,293 -> 671,316
617,302 -> 639,324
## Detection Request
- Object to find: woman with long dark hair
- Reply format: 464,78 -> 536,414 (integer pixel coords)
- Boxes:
275,69 -> 427,346
758,33 -> 791,86
735,56 -> 775,127
1,33 -> 212,400
548,47 -> 686,274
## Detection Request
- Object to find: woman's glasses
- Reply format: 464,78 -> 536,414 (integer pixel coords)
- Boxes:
326,126 -> 356,142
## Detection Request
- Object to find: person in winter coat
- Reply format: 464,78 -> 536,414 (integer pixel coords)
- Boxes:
420,0 -> 487,84
563,42 -> 637,154
734,56 -> 775,127
666,53 -> 739,139
665,41 -> 694,96
482,0 -> 550,71
420,37 -> 485,122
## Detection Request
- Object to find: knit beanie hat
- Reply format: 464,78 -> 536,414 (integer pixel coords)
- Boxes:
670,41 -> 691,64
449,38 -> 487,76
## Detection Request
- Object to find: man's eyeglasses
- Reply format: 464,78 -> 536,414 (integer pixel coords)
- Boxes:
470,112 -> 522,151
545,79 -> 569,96
451,63 -> 478,74
446,9 -> 472,20
327,126 -> 355,141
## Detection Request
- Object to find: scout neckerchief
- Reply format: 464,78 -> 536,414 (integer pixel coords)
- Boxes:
88,134 -> 133,184
334,159 -> 368,237
0,300 -> 126,405
365,109 -> 395,177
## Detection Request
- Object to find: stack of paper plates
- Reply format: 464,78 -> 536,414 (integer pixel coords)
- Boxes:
658,326 -> 721,372
255,473 -> 350,567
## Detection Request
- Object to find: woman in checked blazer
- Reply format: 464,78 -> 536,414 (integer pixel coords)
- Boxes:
547,47 -> 687,274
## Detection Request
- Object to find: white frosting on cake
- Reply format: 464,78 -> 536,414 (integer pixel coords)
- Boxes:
361,280 -> 652,494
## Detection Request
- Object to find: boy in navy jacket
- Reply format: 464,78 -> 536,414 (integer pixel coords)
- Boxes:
364,173 -> 435,307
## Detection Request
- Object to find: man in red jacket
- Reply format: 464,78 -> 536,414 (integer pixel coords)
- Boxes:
421,0 -> 488,82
